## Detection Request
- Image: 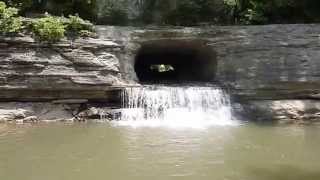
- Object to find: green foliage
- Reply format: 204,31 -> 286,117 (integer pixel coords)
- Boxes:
65,15 -> 94,38
164,0 -> 223,26
97,0 -> 128,25
32,14 -> 95,43
0,1 -> 22,35
223,0 -> 320,25
165,1 -> 200,26
136,0 -> 174,25
241,1 -> 267,24
2,0 -> 32,14
223,0 -> 237,7
22,0 -> 97,21
32,15 -> 65,42
0,1 -> 96,42
136,0 -> 157,24
2,0 -> 320,29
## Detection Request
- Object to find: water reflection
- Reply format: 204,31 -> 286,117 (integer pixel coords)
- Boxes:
0,123 -> 319,180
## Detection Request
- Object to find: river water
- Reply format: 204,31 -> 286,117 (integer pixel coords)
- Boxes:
1,123 -> 320,180
1,86 -> 320,180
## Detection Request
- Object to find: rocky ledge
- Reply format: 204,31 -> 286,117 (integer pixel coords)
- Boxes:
0,36 -> 124,101
97,25 -> 320,124
2,25 -> 320,124
0,102 -> 117,123
0,36 -> 125,122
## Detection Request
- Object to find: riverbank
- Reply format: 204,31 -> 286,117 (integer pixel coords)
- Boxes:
1,24 -> 320,124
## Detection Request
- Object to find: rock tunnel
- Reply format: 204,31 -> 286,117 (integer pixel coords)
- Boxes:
134,40 -> 217,83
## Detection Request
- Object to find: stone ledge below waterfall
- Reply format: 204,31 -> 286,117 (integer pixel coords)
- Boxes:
237,100 -> 320,125
1,100 -> 320,124
0,102 -> 118,123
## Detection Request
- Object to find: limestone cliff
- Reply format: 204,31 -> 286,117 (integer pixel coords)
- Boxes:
0,36 -> 124,122
1,24 -> 320,123
97,24 -> 320,124
0,36 -> 124,102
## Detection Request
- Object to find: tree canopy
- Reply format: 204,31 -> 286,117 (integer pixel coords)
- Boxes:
5,0 -> 320,26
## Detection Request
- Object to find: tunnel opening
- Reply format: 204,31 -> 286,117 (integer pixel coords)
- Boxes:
134,40 -> 217,84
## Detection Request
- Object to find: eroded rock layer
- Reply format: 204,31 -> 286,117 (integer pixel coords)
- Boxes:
0,37 -> 124,102
1,24 -> 320,123
0,36 -> 125,122
96,25 -> 320,123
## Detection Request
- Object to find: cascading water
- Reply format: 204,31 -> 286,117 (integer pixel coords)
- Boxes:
114,85 -> 236,128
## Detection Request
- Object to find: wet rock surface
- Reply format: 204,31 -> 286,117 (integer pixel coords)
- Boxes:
241,100 -> 320,124
0,102 -> 116,123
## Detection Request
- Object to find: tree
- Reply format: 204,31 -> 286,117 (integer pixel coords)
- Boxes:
2,0 -> 33,14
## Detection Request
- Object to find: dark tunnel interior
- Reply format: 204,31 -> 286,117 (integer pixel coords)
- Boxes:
134,40 -> 217,84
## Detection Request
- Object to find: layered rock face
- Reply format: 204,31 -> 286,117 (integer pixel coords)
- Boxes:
1,25 -> 320,123
0,36 -> 124,122
0,37 -> 123,101
97,24 -> 320,123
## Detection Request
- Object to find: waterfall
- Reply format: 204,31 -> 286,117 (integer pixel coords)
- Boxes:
114,85 -> 236,128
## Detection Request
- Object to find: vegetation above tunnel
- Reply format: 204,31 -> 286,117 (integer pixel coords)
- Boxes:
2,0 -> 320,26
98,0 -> 320,26
0,1 -> 95,43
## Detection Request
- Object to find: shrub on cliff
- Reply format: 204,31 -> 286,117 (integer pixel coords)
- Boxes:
32,15 -> 65,43
32,0 -> 97,22
32,14 -> 96,43
2,0 -> 32,15
0,1 -> 22,35
65,15 -> 94,39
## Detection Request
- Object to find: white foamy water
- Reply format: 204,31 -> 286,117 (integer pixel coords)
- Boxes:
113,86 -> 237,128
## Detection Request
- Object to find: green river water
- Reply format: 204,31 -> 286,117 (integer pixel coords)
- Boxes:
0,122 -> 320,180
